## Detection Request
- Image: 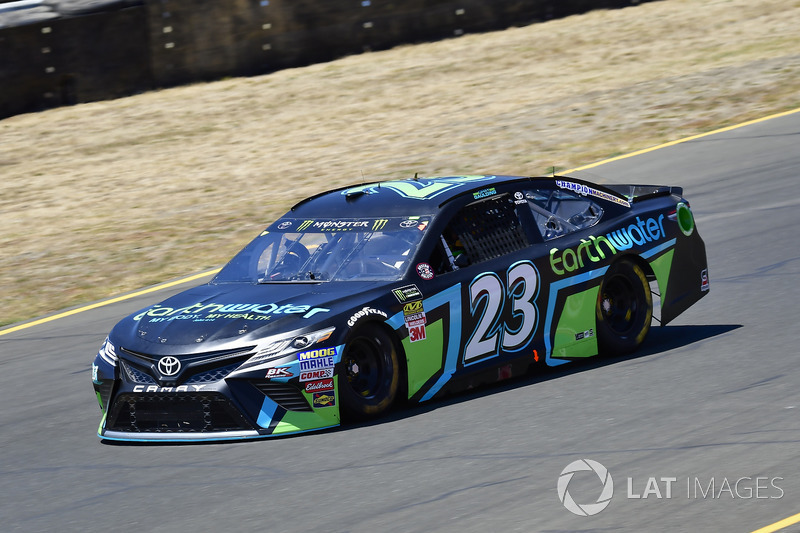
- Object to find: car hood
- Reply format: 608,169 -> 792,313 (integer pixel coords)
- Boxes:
112,281 -> 387,354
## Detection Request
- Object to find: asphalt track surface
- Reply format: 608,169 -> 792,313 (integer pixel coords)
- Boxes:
2,110 -> 799,533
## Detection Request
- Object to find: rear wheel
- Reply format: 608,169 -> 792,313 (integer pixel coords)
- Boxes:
596,259 -> 653,355
339,324 -> 400,421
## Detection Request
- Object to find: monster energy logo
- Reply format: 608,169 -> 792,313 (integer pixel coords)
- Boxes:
372,219 -> 388,230
392,284 -> 422,302
298,220 -> 314,231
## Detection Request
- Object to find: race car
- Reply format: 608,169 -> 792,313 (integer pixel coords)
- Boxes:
91,174 -> 709,442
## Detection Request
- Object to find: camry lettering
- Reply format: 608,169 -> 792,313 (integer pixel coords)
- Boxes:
133,385 -> 207,392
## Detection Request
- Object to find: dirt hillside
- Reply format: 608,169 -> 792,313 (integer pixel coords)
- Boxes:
1,0 -> 799,327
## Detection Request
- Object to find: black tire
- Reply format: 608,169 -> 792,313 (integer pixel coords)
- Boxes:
339,324 -> 400,421
596,259 -> 653,355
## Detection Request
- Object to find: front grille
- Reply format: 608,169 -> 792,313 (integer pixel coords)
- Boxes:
117,346 -> 255,386
185,363 -> 239,384
107,393 -> 254,433
120,360 -> 156,384
252,381 -> 312,412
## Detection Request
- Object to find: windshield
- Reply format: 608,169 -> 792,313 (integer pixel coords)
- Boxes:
214,216 -> 431,283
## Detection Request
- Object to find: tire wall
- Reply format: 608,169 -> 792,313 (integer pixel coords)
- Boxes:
0,0 -> 649,118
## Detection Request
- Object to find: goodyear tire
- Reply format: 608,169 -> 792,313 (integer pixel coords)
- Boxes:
596,259 -> 652,355
339,324 -> 400,421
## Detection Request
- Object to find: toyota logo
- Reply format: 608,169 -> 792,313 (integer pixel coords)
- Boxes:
157,356 -> 181,376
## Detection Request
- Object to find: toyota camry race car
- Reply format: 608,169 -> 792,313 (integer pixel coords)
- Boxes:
92,174 -> 709,442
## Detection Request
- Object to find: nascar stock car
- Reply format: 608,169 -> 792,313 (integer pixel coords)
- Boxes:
91,174 -> 709,442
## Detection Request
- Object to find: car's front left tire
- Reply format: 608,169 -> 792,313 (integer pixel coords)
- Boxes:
338,323 -> 400,421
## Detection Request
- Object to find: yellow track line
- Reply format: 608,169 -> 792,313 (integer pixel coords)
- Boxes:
751,511 -> 800,533
570,106 -> 800,172
0,268 -> 220,337
2,106 -> 800,338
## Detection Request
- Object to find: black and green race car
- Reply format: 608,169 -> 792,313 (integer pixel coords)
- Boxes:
91,174 -> 709,442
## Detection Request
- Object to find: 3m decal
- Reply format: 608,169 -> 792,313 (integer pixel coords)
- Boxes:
408,324 -> 427,343
464,261 -> 540,364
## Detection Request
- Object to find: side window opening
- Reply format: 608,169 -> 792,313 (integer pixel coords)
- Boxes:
432,193 -> 530,273
524,189 -> 603,240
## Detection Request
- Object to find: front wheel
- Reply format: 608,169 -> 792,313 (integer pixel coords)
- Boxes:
339,324 -> 400,421
596,259 -> 653,355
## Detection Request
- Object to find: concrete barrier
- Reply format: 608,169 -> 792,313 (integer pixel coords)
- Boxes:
0,0 -> 650,118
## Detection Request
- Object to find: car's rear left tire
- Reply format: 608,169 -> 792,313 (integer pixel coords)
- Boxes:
596,259 -> 653,355
339,324 -> 400,421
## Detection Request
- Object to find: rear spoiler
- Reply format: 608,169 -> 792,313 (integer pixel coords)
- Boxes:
604,184 -> 683,204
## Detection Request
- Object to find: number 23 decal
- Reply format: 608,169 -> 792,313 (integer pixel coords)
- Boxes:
464,261 -> 539,364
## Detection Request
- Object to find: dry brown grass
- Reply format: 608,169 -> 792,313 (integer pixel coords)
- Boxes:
2,0 -> 800,327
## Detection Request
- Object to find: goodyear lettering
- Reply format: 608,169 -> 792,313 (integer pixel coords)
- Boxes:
347,306 -> 388,327
297,347 -> 337,361
549,215 -> 665,275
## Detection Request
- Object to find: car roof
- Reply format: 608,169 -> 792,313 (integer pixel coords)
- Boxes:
289,175 -> 530,218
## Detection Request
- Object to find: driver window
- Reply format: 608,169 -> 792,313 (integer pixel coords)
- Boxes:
431,193 -> 529,274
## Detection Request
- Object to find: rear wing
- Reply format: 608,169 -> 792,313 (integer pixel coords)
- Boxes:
604,184 -> 683,204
